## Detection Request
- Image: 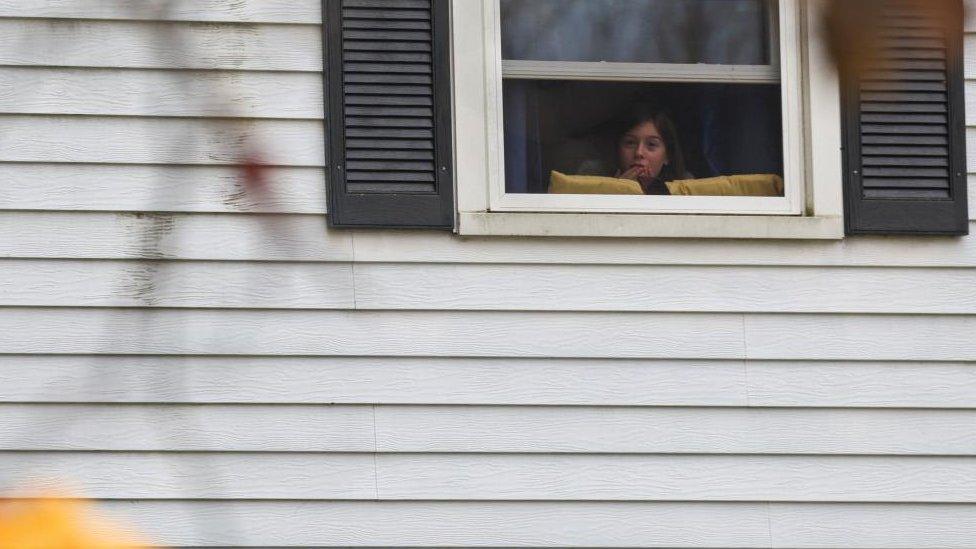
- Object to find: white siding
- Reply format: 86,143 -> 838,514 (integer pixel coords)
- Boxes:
3,356 -> 976,407
0,2 -> 975,548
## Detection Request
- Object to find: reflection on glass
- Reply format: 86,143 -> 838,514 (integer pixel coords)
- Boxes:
501,0 -> 771,65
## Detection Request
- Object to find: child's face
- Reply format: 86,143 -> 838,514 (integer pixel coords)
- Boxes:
618,121 -> 668,180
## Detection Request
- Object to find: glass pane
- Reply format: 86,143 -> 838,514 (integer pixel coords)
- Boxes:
503,80 -> 783,195
501,0 -> 772,65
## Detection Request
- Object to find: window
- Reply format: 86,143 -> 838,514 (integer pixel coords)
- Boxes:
485,0 -> 805,216
450,0 -> 838,238
501,1 -> 783,198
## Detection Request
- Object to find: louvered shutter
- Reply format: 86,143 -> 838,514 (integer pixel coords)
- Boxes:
842,0 -> 968,235
325,0 -> 454,228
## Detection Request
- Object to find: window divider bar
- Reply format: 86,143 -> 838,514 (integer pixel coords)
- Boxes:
501,60 -> 781,83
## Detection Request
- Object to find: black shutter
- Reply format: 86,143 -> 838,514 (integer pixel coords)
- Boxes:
325,0 -> 454,228
842,0 -> 968,235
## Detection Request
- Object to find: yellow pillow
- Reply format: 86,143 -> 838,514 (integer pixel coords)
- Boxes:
549,171 -> 643,195
666,174 -> 784,196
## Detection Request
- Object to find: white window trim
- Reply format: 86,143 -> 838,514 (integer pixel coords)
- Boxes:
452,0 -> 844,239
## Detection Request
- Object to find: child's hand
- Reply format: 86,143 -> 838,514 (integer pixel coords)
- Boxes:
617,166 -> 649,182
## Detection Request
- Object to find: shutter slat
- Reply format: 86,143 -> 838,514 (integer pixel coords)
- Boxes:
873,59 -> 946,71
861,71 -> 947,82
345,84 -> 431,96
327,0 -> 454,228
861,145 -> 948,156
860,101 -> 946,113
344,62 -> 432,74
861,80 -> 946,92
876,48 -> 948,60
347,182 -> 437,193
345,0 -> 430,8
881,20 -> 947,31
346,106 -> 433,117
346,116 -> 433,128
863,177 -> 951,188
878,37 -> 945,49
860,124 -> 947,135
346,127 -> 433,139
343,40 -> 431,52
861,156 -> 948,167
347,160 -> 435,171
346,139 -> 433,150
863,188 -> 951,198
346,94 -> 433,106
346,171 -> 435,182
344,29 -> 431,41
343,9 -> 431,21
862,134 -> 948,145
343,19 -> 432,31
344,51 -> 432,63
344,73 -> 432,85
861,91 -> 947,102
346,149 -> 434,160
862,166 -> 948,178
861,113 -> 946,124
878,27 -> 944,39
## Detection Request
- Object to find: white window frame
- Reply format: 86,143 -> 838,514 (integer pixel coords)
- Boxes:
452,0 -> 845,239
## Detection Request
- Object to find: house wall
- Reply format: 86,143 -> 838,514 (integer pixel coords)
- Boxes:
1,1 -> 975,547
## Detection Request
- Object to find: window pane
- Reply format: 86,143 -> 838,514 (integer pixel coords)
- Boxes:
503,80 -> 783,194
501,0 -> 772,65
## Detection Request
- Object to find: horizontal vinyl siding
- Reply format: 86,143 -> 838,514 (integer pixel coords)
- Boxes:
0,1 -> 320,23
0,4 -> 975,549
4,404 -> 973,454
0,165 -> 328,213
2,356 -> 976,408
0,19 -> 322,71
0,67 -> 324,119
0,116 -> 324,166
4,261 -> 976,312
7,212 -> 976,265
6,452 -> 976,502
4,308 -> 976,361
5,308 -> 976,360
58,501 -> 976,548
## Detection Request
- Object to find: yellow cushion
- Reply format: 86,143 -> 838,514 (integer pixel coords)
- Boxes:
666,174 -> 784,196
549,171 -> 643,195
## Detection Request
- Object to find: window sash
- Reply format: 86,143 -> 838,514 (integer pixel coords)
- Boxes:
485,0 -> 805,216
501,0 -> 781,84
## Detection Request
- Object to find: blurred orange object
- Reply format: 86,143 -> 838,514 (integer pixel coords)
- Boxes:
0,496 -> 149,548
824,0 -> 958,82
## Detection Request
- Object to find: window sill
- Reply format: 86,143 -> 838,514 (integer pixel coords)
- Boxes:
457,212 -> 845,240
